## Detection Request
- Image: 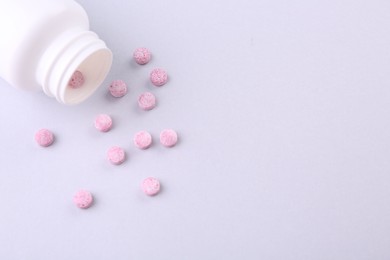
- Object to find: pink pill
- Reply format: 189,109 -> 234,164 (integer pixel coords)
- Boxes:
142,177 -> 161,196
150,68 -> 168,86
107,146 -> 126,165
35,129 -> 54,147
73,190 -> 93,209
94,114 -> 112,132
160,129 -> 178,147
133,47 -> 151,65
109,80 -> 127,98
138,92 -> 156,110
68,70 -> 85,88
134,131 -> 152,149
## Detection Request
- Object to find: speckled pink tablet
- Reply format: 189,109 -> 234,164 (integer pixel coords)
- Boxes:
138,92 -> 156,110
109,80 -> 127,98
107,146 -> 125,165
134,131 -> 152,149
160,129 -> 178,147
68,70 -> 85,88
94,114 -> 112,132
150,68 -> 168,86
133,47 -> 151,65
73,190 -> 93,209
142,177 -> 161,196
35,129 -> 54,147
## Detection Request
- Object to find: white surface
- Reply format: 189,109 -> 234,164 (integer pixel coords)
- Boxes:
1,0 -> 390,259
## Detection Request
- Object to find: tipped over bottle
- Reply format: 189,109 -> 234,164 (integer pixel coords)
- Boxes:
0,0 -> 112,104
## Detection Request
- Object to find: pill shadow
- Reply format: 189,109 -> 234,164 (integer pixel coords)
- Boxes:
129,60 -> 142,70
104,90 -> 121,103
143,78 -> 157,92
173,136 -> 181,147
88,196 -> 97,209
49,136 -> 58,147
156,183 -> 164,196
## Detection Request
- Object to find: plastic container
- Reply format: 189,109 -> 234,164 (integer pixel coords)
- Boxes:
0,0 -> 112,104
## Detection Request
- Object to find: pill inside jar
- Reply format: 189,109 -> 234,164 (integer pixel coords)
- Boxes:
68,70 -> 85,88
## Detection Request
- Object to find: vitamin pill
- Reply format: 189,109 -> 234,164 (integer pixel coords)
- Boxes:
109,80 -> 127,98
142,177 -> 161,196
133,47 -> 151,65
160,129 -> 178,147
68,70 -> 85,88
35,129 -> 54,147
73,190 -> 93,209
107,146 -> 126,165
134,131 -> 152,149
150,68 -> 168,86
138,92 -> 156,110
94,114 -> 112,132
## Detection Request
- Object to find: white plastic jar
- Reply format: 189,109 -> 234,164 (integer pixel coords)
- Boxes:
0,0 -> 112,104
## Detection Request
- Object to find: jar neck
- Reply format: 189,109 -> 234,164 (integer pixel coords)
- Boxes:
37,29 -> 112,105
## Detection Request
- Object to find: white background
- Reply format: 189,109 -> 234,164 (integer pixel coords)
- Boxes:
1,0 -> 390,259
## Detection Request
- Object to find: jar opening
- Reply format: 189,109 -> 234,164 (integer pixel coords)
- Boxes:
63,48 -> 112,104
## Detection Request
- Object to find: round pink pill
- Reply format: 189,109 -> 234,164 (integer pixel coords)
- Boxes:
142,177 -> 161,196
73,190 -> 93,209
150,68 -> 168,86
68,70 -> 85,88
35,129 -> 54,147
109,80 -> 127,98
134,131 -> 152,149
94,114 -> 112,132
133,47 -> 151,65
107,146 -> 126,165
160,129 -> 178,147
138,92 -> 156,110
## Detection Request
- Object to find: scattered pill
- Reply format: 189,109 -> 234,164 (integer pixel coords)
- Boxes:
160,129 -> 178,147
107,146 -> 126,165
150,68 -> 168,86
35,129 -> 54,147
73,190 -> 94,209
134,131 -> 152,149
30,48 -> 179,206
68,70 -> 85,88
109,80 -> 127,98
94,114 -> 112,132
138,92 -> 156,110
133,47 -> 151,65
142,177 -> 161,196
